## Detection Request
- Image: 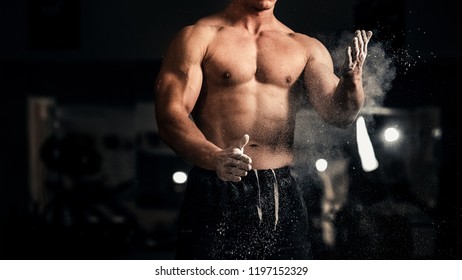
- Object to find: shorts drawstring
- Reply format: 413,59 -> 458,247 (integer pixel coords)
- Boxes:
271,169 -> 280,230
253,169 -> 280,230
254,169 -> 263,224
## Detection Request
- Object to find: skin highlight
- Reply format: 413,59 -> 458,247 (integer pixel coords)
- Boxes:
155,0 -> 372,182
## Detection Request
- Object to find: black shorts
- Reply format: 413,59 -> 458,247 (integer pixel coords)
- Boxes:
175,166 -> 311,259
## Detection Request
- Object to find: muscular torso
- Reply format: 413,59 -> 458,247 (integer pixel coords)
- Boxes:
192,23 -> 309,169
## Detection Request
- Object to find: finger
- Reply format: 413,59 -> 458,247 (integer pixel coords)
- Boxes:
356,30 -> 364,53
231,152 -> 252,165
355,30 -> 362,45
224,173 -> 242,182
365,30 -> 373,49
238,134 -> 250,151
229,167 -> 248,177
353,37 -> 359,61
366,31 -> 373,40
347,46 -> 353,65
361,30 -> 367,52
342,46 -> 353,76
227,157 -> 252,171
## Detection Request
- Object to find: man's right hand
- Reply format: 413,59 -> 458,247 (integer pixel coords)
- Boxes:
214,134 -> 253,182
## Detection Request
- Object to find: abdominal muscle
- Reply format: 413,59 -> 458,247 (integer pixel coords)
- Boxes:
193,83 -> 298,170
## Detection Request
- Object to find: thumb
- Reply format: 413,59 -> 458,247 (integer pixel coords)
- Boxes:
237,134 -> 250,152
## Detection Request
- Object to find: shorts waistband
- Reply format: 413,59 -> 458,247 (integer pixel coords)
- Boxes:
189,165 -> 292,179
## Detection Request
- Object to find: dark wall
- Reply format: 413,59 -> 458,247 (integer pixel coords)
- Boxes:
2,0 -> 459,61
1,0 -> 461,258
0,0 -> 359,61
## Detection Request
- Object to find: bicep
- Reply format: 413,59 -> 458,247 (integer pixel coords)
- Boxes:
155,64 -> 203,118
303,39 -> 339,109
155,27 -> 206,120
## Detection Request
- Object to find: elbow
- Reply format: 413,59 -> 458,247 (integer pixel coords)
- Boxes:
326,117 -> 355,129
154,111 -> 169,140
157,126 -> 168,143
322,109 -> 360,129
156,122 -> 178,153
156,119 -> 171,144
332,98 -> 364,128
320,92 -> 365,128
337,118 -> 356,129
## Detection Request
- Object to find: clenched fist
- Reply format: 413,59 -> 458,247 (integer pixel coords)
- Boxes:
214,134 -> 253,182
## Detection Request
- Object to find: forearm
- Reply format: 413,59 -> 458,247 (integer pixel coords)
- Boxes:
331,75 -> 365,127
157,116 -> 221,170
328,29 -> 371,127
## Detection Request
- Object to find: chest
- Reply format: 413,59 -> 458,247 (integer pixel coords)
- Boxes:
203,29 -> 307,87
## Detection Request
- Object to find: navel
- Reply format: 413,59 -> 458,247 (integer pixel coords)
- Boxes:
223,72 -> 231,79
286,76 -> 292,84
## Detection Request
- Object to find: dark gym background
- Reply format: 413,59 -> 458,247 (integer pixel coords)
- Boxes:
1,0 -> 461,259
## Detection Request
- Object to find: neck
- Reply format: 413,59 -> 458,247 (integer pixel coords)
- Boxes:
224,0 -> 276,34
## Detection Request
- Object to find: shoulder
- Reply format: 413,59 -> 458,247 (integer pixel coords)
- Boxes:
289,32 -> 332,64
274,21 -> 330,58
165,17 -> 223,60
173,24 -> 216,46
175,13 -> 225,41
162,14 -> 228,64
291,32 -> 329,52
